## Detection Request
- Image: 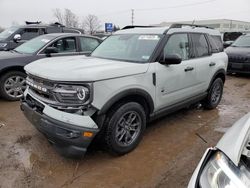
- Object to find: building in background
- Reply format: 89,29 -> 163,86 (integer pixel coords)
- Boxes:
154,19 -> 250,33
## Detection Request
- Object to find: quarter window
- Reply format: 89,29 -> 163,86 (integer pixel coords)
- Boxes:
163,34 -> 189,60
80,37 -> 100,52
191,34 -> 209,57
21,28 -> 39,40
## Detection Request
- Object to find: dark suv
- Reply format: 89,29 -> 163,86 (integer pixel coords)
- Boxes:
0,22 -> 84,51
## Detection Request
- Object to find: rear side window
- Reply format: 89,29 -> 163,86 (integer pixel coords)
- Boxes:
207,35 -> 220,53
191,34 -> 209,58
21,28 -> 39,40
164,33 -> 190,60
211,35 -> 223,52
79,37 -> 100,52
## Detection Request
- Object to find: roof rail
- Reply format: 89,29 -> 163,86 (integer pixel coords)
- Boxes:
122,25 -> 156,30
25,21 -> 41,25
169,23 -> 214,30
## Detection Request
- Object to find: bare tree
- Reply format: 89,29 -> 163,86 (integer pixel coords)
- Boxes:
82,14 -> 101,34
53,8 -> 64,24
53,8 -> 79,28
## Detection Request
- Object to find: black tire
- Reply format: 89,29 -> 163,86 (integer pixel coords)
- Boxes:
0,71 -> 26,101
203,78 -> 224,110
104,102 -> 146,155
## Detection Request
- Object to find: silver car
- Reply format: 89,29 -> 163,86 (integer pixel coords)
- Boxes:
188,113 -> 250,188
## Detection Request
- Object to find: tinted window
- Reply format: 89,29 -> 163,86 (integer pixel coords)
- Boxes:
211,35 -> 223,52
80,37 -> 100,52
21,28 -> 39,40
164,34 -> 189,60
207,35 -> 220,53
50,37 -> 77,53
191,34 -> 209,57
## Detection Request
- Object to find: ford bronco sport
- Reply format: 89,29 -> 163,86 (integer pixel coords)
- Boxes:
21,24 -> 228,157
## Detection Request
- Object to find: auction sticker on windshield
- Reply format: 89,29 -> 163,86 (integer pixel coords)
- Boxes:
138,35 -> 160,40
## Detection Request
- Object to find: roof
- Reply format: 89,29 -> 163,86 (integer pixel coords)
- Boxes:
114,24 -> 221,36
36,33 -> 102,40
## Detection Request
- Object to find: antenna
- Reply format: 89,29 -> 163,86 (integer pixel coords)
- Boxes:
131,9 -> 134,26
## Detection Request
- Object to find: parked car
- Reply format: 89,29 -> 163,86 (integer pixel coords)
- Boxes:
0,33 -> 102,101
0,22 -> 84,51
222,32 -> 243,48
21,24 -> 228,157
188,112 -> 250,188
225,34 -> 250,74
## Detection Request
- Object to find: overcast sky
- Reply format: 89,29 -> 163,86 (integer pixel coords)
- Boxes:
0,0 -> 250,29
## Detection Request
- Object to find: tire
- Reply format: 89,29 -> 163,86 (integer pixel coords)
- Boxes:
0,71 -> 26,101
104,102 -> 146,155
203,78 -> 224,109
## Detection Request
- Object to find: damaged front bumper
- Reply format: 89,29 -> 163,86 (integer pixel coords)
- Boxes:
21,89 -> 99,157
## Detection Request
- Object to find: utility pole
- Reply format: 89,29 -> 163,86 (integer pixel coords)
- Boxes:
131,9 -> 134,26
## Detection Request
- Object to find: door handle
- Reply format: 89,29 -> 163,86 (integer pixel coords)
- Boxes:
184,67 -> 194,72
209,62 -> 216,67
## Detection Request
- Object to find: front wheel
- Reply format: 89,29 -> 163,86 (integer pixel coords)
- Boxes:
0,71 -> 26,101
104,102 -> 146,155
202,78 -> 224,109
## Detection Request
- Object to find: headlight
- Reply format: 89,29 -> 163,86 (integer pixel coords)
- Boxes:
0,43 -> 7,48
199,152 -> 250,188
53,84 -> 91,104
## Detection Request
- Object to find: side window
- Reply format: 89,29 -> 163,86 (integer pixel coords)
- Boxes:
21,28 -> 39,40
163,34 -> 189,60
50,37 -> 77,53
211,35 -> 223,52
191,34 -> 209,57
207,35 -> 220,53
79,37 -> 100,52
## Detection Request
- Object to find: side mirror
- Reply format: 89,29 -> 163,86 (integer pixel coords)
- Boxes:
160,54 -> 182,65
44,47 -> 58,56
223,41 -> 233,48
13,34 -> 21,43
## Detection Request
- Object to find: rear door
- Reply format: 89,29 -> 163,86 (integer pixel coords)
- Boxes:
190,33 -> 216,92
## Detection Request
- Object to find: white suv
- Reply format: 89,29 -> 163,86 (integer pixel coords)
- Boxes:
21,24 -> 228,157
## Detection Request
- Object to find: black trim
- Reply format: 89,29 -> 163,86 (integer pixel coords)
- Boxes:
150,92 -> 207,121
21,101 -> 99,157
98,88 -> 154,115
152,73 -> 156,86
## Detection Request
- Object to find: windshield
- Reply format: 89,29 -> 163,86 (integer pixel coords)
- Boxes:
15,35 -> 55,54
232,35 -> 250,47
0,26 -> 19,40
91,34 -> 162,63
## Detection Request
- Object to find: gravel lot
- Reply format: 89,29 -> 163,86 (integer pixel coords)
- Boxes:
0,75 -> 249,188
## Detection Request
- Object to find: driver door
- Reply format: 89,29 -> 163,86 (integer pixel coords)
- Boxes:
155,33 -> 199,110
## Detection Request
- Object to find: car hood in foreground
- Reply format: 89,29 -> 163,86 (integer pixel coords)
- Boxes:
24,56 -> 150,82
216,112 -> 250,166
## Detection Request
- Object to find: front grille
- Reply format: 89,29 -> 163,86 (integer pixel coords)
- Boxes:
228,55 -> 250,63
27,75 -> 57,103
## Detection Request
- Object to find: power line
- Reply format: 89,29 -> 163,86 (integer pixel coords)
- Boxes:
136,0 -> 216,11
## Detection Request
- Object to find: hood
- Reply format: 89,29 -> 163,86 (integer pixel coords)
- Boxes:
25,56 -> 150,82
216,112 -> 250,166
0,50 -> 30,60
225,46 -> 250,57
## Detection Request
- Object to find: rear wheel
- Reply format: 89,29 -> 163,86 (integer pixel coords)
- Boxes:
104,102 -> 146,155
0,71 -> 26,101
202,78 -> 224,109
